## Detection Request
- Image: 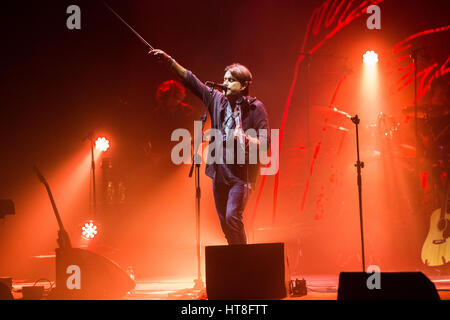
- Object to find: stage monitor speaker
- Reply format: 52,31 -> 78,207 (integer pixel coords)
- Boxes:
0,282 -> 13,300
205,243 -> 288,300
49,248 -> 135,299
337,272 -> 440,300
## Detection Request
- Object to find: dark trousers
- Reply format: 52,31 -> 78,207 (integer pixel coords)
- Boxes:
213,180 -> 251,244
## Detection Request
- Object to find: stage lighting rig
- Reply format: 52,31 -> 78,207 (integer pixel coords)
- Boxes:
363,50 -> 378,66
81,220 -> 98,240
95,137 -> 110,152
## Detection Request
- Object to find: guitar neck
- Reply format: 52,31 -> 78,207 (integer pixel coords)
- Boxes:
46,187 -> 66,232
441,177 -> 450,220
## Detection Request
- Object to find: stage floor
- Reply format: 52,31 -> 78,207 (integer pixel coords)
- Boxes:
11,274 -> 450,300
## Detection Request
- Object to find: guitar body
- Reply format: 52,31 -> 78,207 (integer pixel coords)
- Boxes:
421,208 -> 450,266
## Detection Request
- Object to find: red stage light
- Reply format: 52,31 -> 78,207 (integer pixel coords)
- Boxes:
95,137 -> 110,152
363,50 -> 379,66
82,220 -> 98,240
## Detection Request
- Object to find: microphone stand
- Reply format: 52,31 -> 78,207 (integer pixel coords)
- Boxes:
351,115 -> 366,272
189,113 -> 207,291
83,131 -> 97,218
90,138 -> 97,218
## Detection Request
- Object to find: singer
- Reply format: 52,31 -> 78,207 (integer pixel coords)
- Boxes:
149,49 -> 270,245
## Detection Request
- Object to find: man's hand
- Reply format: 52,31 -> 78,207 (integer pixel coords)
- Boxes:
149,49 -> 173,64
233,125 -> 259,145
149,49 -> 187,80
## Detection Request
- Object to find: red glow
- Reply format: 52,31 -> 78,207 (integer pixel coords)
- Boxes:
298,74 -> 348,218
393,24 -> 450,103
265,0 -> 384,222
393,25 -> 450,54
421,172 -> 429,190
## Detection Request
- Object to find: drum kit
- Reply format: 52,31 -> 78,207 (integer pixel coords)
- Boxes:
401,104 -> 450,168
311,103 -> 450,166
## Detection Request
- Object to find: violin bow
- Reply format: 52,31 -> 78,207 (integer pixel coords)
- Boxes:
102,1 -> 154,50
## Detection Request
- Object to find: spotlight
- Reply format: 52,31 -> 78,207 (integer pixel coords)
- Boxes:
82,220 -> 98,240
95,137 -> 110,152
363,50 -> 378,66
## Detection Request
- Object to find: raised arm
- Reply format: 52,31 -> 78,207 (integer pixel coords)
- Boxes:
149,49 -> 220,113
149,49 -> 187,80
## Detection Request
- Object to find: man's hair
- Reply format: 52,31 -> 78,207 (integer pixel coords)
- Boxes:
225,63 -> 253,96
156,80 -> 186,105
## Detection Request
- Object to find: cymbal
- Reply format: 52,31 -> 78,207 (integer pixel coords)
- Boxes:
312,105 -> 352,118
326,123 -> 350,132
312,104 -> 334,112
402,105 -> 429,113
402,105 -> 450,119
401,105 -> 429,118
397,144 -> 416,158
428,107 -> 450,118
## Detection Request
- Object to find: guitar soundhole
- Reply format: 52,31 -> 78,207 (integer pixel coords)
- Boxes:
437,219 -> 447,231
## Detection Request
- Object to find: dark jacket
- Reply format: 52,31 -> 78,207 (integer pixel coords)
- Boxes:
183,70 -> 270,185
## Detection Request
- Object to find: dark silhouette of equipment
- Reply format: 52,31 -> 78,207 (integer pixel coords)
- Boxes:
22,286 -> 44,300
0,282 -> 13,300
51,247 -> 135,299
34,166 -> 135,299
289,278 -> 307,297
205,243 -> 288,299
337,272 -> 440,300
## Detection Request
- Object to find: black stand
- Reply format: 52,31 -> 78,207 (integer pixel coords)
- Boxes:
82,132 -> 97,217
351,115 -> 366,272
89,138 -> 97,217
189,113 -> 207,291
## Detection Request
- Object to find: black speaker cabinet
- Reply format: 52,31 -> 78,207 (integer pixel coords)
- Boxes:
205,243 -> 288,300
0,282 -> 13,300
338,272 -> 440,300
49,248 -> 135,299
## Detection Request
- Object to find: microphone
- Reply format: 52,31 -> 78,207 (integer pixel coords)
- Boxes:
205,81 -> 228,93
82,131 -> 94,142
410,47 -> 430,60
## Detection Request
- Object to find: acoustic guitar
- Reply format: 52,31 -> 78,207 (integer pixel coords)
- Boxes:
421,178 -> 450,266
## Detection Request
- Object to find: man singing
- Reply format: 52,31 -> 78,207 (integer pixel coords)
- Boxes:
150,49 -> 270,245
